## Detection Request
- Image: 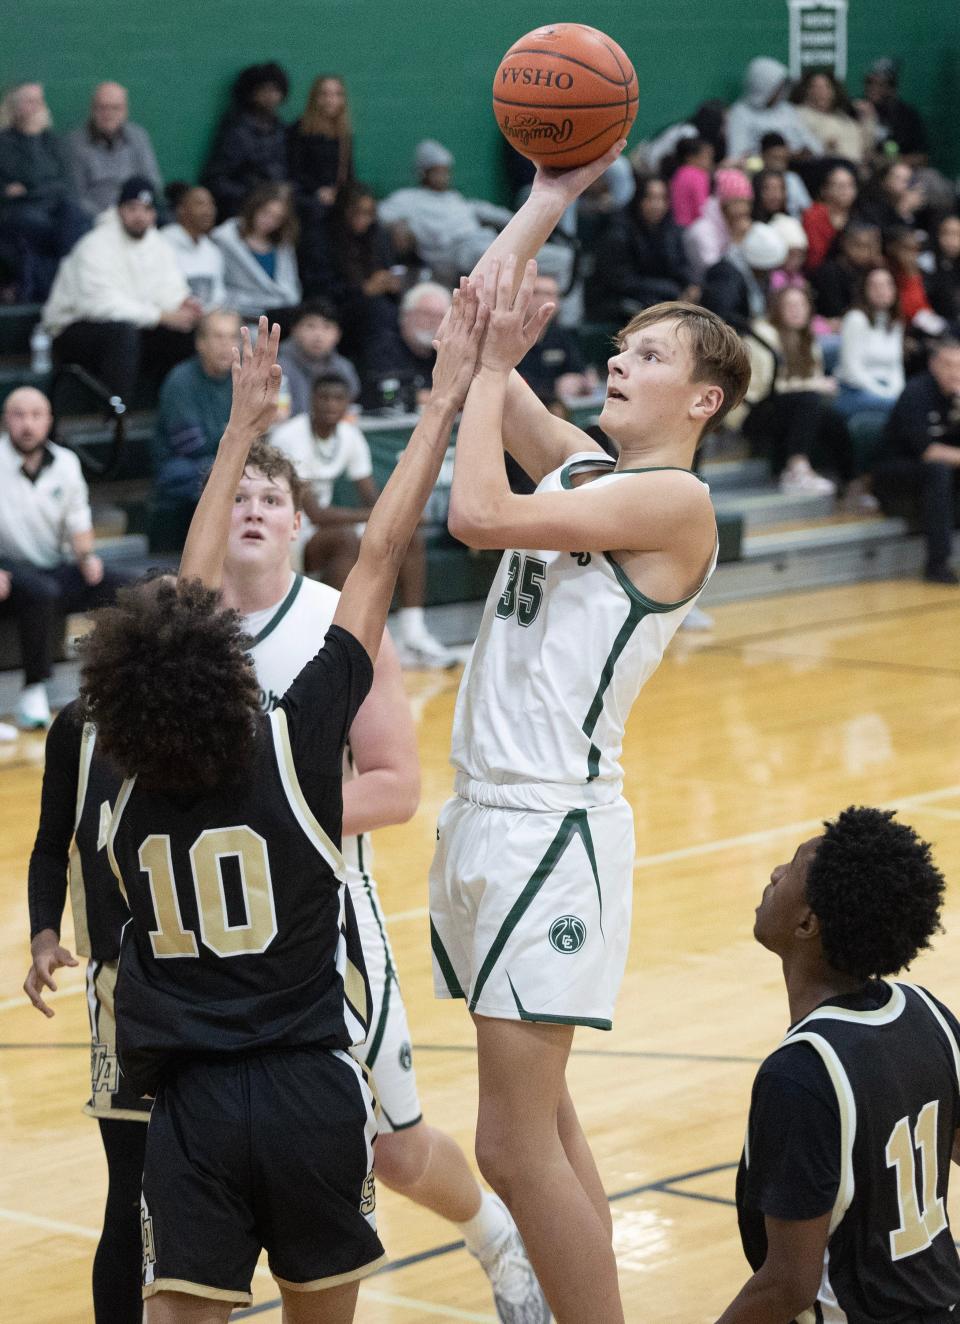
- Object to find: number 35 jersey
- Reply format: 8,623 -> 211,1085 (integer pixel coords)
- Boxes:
107,626 -> 373,1098
451,453 -> 716,809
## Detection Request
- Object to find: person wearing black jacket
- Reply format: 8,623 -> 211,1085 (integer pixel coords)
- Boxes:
586,175 -> 694,321
873,340 -> 960,582
202,63 -> 290,219
810,221 -> 882,320
922,214 -> 960,329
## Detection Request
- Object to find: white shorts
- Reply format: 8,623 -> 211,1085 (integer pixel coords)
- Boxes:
346,862 -> 422,1133
428,796 -> 635,1028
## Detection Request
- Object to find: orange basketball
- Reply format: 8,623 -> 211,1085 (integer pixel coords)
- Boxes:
493,22 -> 638,169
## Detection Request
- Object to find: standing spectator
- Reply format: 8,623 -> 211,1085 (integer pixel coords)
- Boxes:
362,281 -> 451,411
921,213 -> 960,327
277,299 -> 360,416
43,176 -> 200,400
792,68 -> 872,163
148,309 -> 240,552
857,59 -> 928,166
159,183 -> 226,312
725,57 -> 823,160
517,272 -> 599,401
701,221 -> 789,326
287,75 -> 353,211
65,82 -> 163,218
835,266 -> 905,419
684,167 -> 754,283
0,82 -> 89,301
751,169 -> 788,223
858,160 -> 924,232
873,339 -> 960,582
213,183 -> 301,326
759,133 -> 812,217
202,63 -> 290,219
0,388 -> 130,729
810,221 -> 882,320
668,138 -> 714,227
321,182 -> 403,361
885,227 -> 947,335
587,175 -> 694,321
802,165 -> 859,271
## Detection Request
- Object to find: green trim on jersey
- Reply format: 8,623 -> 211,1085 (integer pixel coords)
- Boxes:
582,598 -> 647,781
355,837 -> 397,1069
507,975 -> 612,1031
431,920 -> 466,999
468,809 -> 593,1013
249,573 -> 304,645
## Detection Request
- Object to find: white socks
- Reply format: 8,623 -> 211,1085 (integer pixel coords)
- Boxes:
457,1190 -> 510,1260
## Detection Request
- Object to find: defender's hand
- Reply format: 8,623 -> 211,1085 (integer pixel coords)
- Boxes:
477,256 -> 554,375
430,278 -> 489,410
228,316 -> 283,442
24,929 -> 78,1018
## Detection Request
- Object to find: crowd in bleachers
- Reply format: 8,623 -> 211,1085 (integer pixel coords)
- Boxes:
1,52 -> 960,728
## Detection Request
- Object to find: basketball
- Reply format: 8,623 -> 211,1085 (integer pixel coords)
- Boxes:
493,22 -> 638,169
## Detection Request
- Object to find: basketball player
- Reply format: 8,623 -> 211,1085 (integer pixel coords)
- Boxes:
718,807 -> 960,1322
428,147 -> 752,1321
77,296 -> 486,1324
219,437 -> 548,1321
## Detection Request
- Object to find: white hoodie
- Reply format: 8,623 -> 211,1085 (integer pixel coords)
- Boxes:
726,57 -> 824,159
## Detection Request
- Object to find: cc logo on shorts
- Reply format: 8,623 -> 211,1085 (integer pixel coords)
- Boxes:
549,915 -> 586,954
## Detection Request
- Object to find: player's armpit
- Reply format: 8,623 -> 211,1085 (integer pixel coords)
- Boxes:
501,370 -> 604,484
715,1211 -> 830,1323
342,631 -> 420,837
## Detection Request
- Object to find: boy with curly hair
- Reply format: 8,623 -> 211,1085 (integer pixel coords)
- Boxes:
718,807 -> 960,1323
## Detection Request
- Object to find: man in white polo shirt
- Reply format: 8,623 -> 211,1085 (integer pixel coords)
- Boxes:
0,386 -> 131,729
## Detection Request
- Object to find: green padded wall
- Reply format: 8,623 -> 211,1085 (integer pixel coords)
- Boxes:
2,1 -> 957,199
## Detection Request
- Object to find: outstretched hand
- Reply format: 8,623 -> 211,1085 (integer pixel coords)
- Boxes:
476,256 -> 554,375
23,929 -> 78,1019
228,316 -> 283,440
430,278 -> 490,409
530,138 -> 627,208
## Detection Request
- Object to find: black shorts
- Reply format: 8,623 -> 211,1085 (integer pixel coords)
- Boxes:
141,1045 -> 385,1305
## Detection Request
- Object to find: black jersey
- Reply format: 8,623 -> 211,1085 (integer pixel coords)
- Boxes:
28,700 -> 129,960
737,980 -> 960,1322
109,626 -> 374,1097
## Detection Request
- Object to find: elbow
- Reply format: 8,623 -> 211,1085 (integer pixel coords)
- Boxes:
448,497 -> 503,550
395,772 -> 421,824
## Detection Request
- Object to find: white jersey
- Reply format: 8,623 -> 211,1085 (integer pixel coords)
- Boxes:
269,413 -> 373,509
244,575 -> 366,872
451,453 -> 717,810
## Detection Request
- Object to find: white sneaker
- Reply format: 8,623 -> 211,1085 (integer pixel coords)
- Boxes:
396,631 -> 459,670
779,463 -> 836,497
679,604 -> 714,632
16,683 -> 51,730
0,721 -> 17,742
471,1197 -> 551,1324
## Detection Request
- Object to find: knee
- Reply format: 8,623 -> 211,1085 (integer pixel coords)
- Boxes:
475,1119 -> 525,1199
374,1124 -> 431,1192
12,568 -> 59,602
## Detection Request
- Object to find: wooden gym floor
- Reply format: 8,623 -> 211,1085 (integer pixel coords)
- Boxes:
2,579 -> 959,1322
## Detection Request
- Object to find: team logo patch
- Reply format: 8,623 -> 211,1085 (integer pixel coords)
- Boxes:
399,1041 -> 413,1072
549,915 -> 586,954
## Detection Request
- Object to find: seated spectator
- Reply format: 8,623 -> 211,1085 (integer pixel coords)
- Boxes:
587,175 -> 694,321
43,175 -> 200,400
277,299 -> 360,417
631,99 -> 728,176
148,309 -> 240,552
873,338 -> 960,582
160,183 -> 226,312
0,387 -> 132,728
803,165 -> 859,271
858,160 -> 924,233
379,139 -> 571,286
518,272 -> 599,400
921,214 -> 960,327
835,266 -> 905,419
65,81 -> 163,218
791,68 -> 872,163
810,221 -> 882,320
742,286 -> 860,499
857,59 -> 928,166
362,281 -> 451,412
202,63 -> 290,219
668,138 -> 714,226
213,183 -> 302,326
288,75 -> 352,211
885,226 -> 947,337
752,169 -> 788,223
701,221 -> 788,326
767,214 -> 836,350
321,182 -> 403,362
759,133 -> 812,217
0,82 -> 89,301
725,57 -> 823,160
684,167 -> 753,284
270,374 -> 455,666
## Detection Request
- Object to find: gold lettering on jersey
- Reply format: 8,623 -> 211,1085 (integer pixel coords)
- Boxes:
190,827 -> 278,958
91,1040 -> 119,1096
885,1100 -> 948,1259
360,1172 -> 376,1216
140,835 -> 200,958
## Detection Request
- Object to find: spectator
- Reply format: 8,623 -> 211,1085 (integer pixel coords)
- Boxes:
701,221 -> 788,325
379,139 -> 571,287
148,309 -> 240,551
857,59 -> 928,166
802,165 -> 858,271
277,299 -> 360,417
43,175 -> 200,400
0,387 -> 131,729
759,133 -> 812,217
321,182 -> 404,361
518,272 -> 599,400
160,183 -> 226,312
858,160 -> 924,232
632,99 -> 728,176
767,214 -> 836,348
835,266 -> 905,419
742,286 -> 858,498
287,75 -> 353,211
65,81 -> 163,218
668,138 -> 714,226
684,167 -> 753,284
725,57 -> 823,160
810,221 -> 883,320
873,338 -> 960,582
270,373 -> 455,666
792,68 -> 872,163
587,175 -> 694,321
921,214 -> 960,327
0,82 -> 89,301
202,62 -> 289,218
213,182 -> 302,326
362,281 -> 451,412
885,227 -> 947,336
752,169 -> 788,223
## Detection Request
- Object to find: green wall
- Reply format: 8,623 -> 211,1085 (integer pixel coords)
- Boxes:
2,1 -> 958,200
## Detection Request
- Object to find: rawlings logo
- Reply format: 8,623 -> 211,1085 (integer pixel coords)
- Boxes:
500,113 -> 574,147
